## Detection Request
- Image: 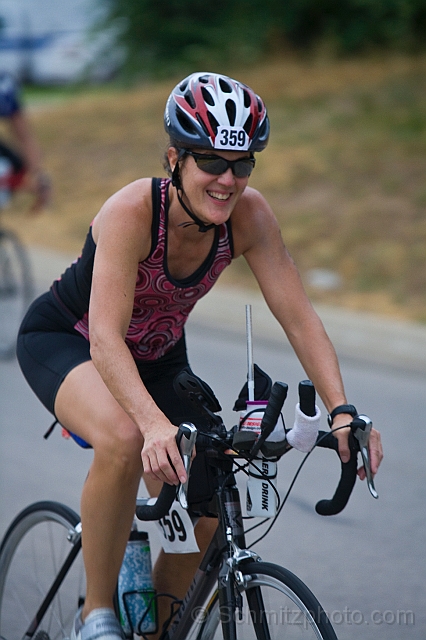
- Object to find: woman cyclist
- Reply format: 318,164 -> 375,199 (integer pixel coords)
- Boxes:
17,72 -> 383,640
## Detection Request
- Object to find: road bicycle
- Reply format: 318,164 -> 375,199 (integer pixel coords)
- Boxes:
0,362 -> 378,640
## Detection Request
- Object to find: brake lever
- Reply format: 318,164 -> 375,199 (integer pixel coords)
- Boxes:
351,415 -> 378,499
176,422 -> 198,509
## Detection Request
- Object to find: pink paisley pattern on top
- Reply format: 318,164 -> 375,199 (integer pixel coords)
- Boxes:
74,178 -> 232,360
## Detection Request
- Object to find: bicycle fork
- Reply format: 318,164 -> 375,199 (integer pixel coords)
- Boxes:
217,484 -> 267,640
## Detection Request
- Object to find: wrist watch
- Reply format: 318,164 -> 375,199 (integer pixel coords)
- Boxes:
327,404 -> 357,426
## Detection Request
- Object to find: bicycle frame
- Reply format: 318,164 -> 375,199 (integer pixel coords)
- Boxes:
162,453 -> 261,640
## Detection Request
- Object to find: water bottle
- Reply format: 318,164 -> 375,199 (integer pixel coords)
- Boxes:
118,525 -> 156,637
240,401 -> 284,518
239,400 -> 286,443
246,456 -> 278,517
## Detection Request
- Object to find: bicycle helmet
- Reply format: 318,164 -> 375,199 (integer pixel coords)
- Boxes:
164,72 -> 269,152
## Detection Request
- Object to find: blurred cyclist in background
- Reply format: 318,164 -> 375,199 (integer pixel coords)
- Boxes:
0,70 -> 50,212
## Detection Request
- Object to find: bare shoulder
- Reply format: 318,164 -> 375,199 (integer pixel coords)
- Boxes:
95,178 -> 153,226
231,186 -> 281,257
92,178 -> 154,257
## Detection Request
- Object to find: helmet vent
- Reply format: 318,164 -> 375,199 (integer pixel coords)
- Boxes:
184,91 -> 196,109
177,110 -> 197,134
257,97 -> 263,112
207,111 -> 219,135
219,78 -> 232,93
201,87 -> 215,106
179,81 -> 189,92
199,75 -> 209,83
243,113 -> 253,135
243,89 -> 251,108
225,99 -> 236,126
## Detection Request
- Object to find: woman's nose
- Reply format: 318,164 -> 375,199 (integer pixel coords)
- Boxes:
217,167 -> 235,185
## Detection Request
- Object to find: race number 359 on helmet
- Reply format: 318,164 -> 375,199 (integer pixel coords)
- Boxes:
164,72 -> 270,153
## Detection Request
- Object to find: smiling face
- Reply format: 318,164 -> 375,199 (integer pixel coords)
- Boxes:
168,147 -> 251,227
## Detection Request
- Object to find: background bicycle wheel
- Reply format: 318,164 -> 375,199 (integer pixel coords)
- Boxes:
0,229 -> 33,360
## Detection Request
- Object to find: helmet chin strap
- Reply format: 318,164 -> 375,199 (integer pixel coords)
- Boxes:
171,156 -> 216,233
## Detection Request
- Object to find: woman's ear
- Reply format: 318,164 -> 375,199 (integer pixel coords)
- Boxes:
168,146 -> 179,173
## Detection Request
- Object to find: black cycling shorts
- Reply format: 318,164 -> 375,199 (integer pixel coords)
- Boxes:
17,291 -> 203,425
17,292 -> 217,512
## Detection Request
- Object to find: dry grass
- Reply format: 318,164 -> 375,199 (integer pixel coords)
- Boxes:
1,53 -> 426,322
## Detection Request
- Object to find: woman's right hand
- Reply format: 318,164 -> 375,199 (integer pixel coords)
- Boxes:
141,419 -> 188,486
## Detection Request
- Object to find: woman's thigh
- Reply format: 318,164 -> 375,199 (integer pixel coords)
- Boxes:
54,360 -> 142,453
17,327 -> 91,415
19,322 -> 211,496
18,322 -> 141,451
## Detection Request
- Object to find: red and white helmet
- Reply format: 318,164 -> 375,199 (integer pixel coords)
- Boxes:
164,72 -> 269,152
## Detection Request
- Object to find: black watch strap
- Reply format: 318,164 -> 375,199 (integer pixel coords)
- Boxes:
327,404 -> 357,426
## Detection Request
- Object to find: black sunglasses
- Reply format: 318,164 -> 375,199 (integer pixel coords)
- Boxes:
183,150 -> 256,178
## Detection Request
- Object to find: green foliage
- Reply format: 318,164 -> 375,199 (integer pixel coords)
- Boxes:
267,0 -> 426,52
100,0 -> 270,77
100,0 -> 426,76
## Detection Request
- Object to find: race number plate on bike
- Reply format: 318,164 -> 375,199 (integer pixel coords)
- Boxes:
214,126 -> 249,151
150,499 -> 200,554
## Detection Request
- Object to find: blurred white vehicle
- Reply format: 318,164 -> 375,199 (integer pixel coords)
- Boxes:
0,0 -> 123,84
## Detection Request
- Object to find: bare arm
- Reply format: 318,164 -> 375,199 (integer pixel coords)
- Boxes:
9,111 -> 50,211
233,189 -> 383,473
88,181 -> 186,485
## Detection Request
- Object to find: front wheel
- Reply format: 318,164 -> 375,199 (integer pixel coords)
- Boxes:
0,501 -> 85,640
193,561 -> 337,640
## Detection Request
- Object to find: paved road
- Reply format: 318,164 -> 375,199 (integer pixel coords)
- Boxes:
1,246 -> 425,639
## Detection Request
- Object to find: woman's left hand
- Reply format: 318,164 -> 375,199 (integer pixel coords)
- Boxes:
332,414 -> 383,479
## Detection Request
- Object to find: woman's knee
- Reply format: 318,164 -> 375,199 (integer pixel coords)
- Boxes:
93,417 -> 143,471
54,361 -> 143,468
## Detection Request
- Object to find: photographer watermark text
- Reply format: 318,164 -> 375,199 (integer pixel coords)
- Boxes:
191,605 -> 415,627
